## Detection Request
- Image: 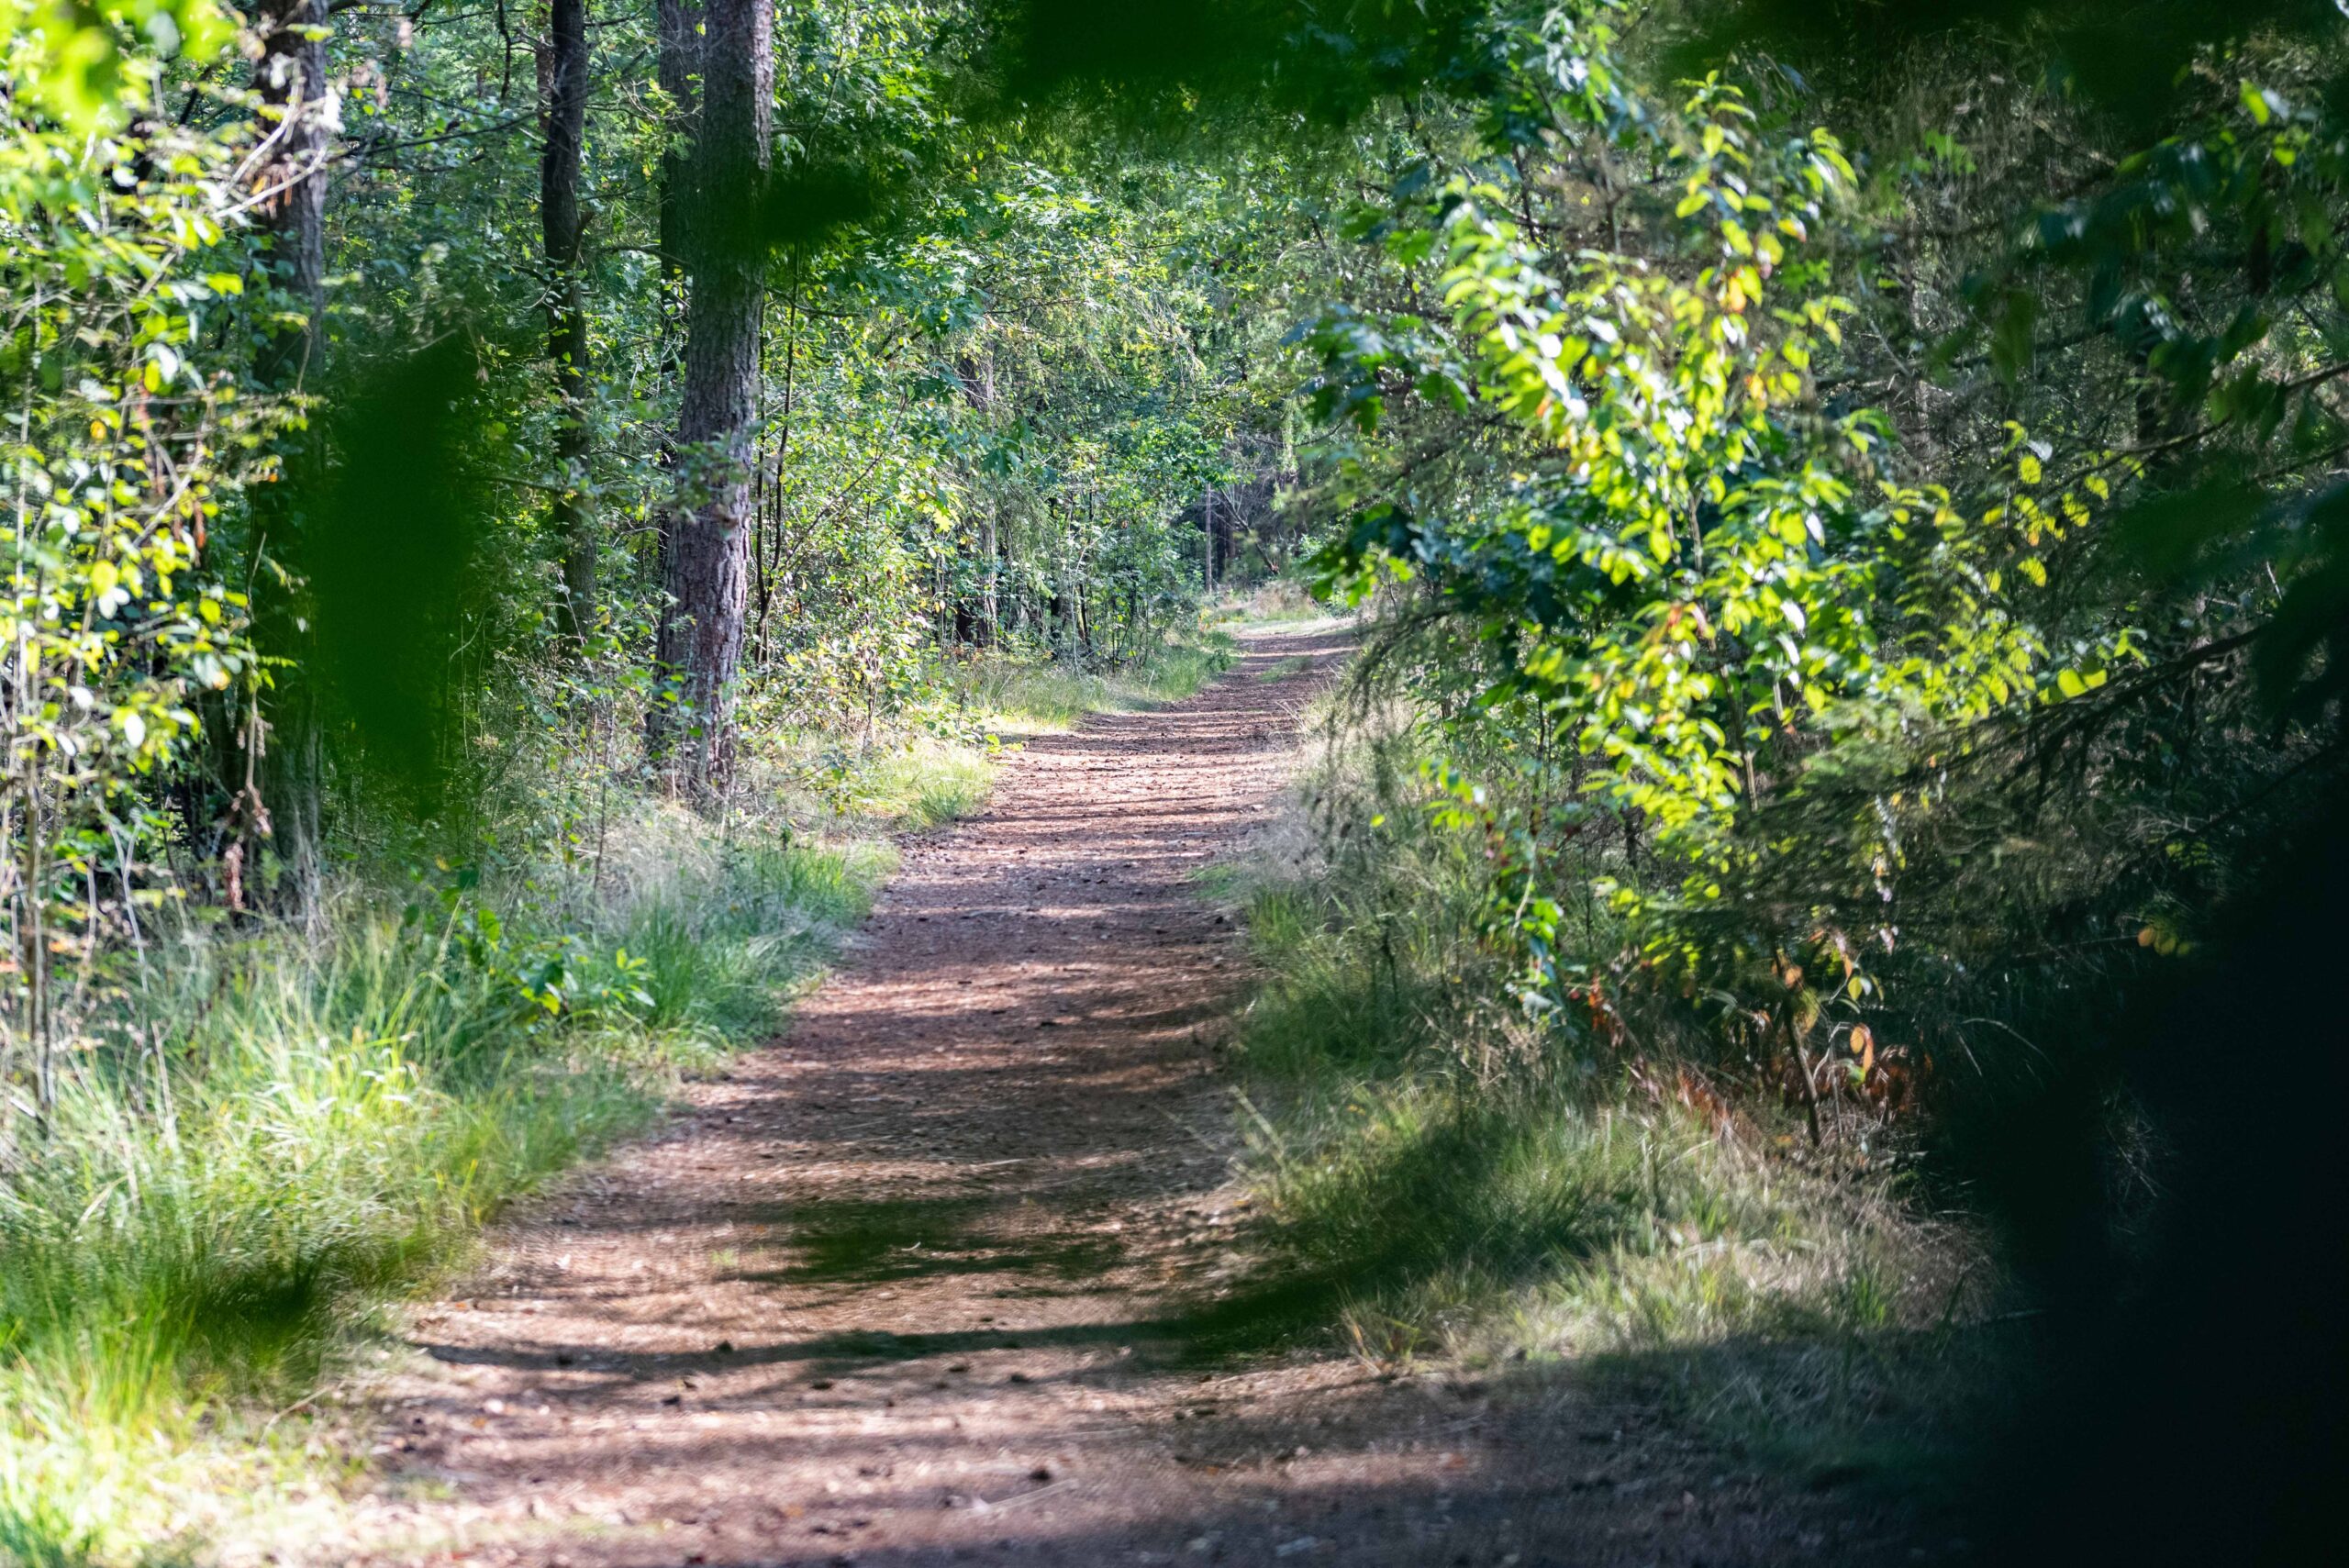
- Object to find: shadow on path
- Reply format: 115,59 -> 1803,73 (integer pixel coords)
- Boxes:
336,627 -> 1930,1568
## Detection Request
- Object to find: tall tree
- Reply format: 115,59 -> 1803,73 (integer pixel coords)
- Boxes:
654,0 -> 702,291
649,0 -> 699,639
247,0 -> 332,907
651,0 -> 772,788
540,0 -> 596,639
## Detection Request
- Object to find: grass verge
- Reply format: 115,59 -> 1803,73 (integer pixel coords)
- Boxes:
0,828 -> 885,1565
0,633 -> 1229,1566
1197,731 -> 1999,1490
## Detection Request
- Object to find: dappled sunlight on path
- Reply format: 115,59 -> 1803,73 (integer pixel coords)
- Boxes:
326,628 -> 1920,1568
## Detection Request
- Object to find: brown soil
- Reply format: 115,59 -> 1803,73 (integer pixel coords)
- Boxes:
328,627 -> 1929,1568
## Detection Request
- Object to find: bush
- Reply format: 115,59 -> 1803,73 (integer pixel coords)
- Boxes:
1200,715 -> 1998,1482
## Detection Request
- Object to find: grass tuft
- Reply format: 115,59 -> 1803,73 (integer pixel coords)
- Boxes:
852,740 -> 996,830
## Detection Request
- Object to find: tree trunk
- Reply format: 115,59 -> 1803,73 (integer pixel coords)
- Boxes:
1202,485 -> 1216,593
958,344 -> 1001,648
650,0 -> 771,792
983,505 -> 999,646
250,0 -> 331,911
649,0 -> 700,593
655,0 -> 701,284
541,0 -> 596,639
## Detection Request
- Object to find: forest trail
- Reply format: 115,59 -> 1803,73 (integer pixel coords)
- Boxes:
331,627 -> 1914,1568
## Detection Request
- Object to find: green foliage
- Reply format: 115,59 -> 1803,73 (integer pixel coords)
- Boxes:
1277,1 -> 2349,1108
0,2 -> 232,133
1207,727 -> 1983,1473
0,812 -> 887,1562
1297,7 -> 2107,1023
0,47 -> 262,1116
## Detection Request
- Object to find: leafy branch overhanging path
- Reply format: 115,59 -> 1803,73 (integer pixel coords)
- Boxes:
332,628 -> 1910,1568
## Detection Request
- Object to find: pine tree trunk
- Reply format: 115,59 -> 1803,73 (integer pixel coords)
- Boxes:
541,0 -> 596,640
650,0 -> 700,595
651,0 -> 771,792
250,0 -> 330,911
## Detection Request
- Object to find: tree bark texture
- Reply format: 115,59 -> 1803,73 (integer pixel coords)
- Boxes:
649,0 -> 699,598
1201,485 -> 1216,594
254,0 -> 328,394
540,0 -> 596,639
654,0 -> 702,285
651,0 -> 771,790
250,0 -> 332,909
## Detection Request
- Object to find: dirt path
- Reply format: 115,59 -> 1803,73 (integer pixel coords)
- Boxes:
333,627 -> 1920,1568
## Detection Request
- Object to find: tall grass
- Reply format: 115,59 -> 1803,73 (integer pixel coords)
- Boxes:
0,924 -> 624,1559
1205,729 -> 1996,1483
0,826 -> 887,1564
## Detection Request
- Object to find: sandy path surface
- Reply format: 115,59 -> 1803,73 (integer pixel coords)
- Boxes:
334,627 -> 1922,1568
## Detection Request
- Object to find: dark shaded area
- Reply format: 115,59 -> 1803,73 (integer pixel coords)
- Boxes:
739,1195 -> 1127,1287
416,1312 -> 1169,1378
681,152 -> 898,289
983,0 -> 1510,125
1665,0 -> 2349,129
1947,807 -> 2349,1566
299,335 -> 492,805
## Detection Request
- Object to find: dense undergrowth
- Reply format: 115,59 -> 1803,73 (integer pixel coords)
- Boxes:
1208,693 -> 2007,1486
0,639 -> 1226,1568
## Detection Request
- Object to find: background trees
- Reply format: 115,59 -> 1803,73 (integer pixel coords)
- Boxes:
0,0 -> 1309,1111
